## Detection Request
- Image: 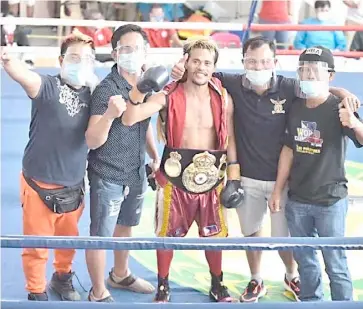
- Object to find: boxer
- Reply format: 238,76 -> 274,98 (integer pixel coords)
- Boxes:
122,37 -> 244,303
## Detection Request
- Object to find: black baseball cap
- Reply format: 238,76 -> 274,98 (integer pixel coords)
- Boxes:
299,46 -> 335,71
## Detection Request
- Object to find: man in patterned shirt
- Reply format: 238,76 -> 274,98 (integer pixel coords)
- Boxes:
84,24 -> 159,302
1,33 -> 96,301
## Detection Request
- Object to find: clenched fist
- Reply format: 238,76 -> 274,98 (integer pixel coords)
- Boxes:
104,95 -> 126,120
170,54 -> 188,80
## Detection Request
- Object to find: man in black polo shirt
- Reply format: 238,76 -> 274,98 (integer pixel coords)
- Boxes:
270,46 -> 363,302
171,36 -> 360,302
84,24 -> 159,302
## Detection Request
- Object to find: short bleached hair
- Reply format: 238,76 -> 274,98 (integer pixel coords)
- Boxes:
183,36 -> 219,64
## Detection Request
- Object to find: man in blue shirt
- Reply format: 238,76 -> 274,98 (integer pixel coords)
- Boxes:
294,0 -> 346,51
137,3 -> 184,21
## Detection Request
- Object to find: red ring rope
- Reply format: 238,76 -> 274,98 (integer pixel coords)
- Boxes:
276,50 -> 363,58
248,24 -> 363,32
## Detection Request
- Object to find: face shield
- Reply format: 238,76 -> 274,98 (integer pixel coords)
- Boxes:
242,57 -> 276,89
115,42 -> 147,74
295,61 -> 332,99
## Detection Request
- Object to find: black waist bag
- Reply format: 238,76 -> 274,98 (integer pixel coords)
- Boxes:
24,176 -> 84,214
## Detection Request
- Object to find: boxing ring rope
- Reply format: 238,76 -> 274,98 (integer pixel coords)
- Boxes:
2,235 -> 363,251
2,300 -> 363,309
3,17 -> 363,70
4,46 -> 363,59
1,235 -> 363,308
3,17 -> 363,32
1,236 -> 363,308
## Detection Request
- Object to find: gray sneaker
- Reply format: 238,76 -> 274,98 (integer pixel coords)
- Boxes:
48,271 -> 81,301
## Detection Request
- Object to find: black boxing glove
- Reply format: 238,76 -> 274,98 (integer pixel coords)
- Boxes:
145,164 -> 156,191
137,65 -> 169,94
220,180 -> 244,209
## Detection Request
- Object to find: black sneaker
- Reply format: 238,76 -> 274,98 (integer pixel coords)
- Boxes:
28,292 -> 48,301
48,271 -> 81,301
209,272 -> 234,302
153,276 -> 170,303
239,279 -> 267,303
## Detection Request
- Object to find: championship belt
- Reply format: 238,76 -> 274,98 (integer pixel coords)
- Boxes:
160,146 -> 227,194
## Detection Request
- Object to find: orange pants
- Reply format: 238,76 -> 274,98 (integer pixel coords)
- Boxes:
20,173 -> 84,293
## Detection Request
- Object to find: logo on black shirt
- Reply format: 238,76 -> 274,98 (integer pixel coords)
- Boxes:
295,121 -> 323,154
270,98 -> 286,114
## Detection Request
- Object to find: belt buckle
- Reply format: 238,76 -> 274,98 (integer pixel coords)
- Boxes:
182,151 -> 224,193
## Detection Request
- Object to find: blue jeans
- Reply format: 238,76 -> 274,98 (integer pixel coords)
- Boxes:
259,18 -> 290,49
88,170 -> 146,237
285,198 -> 353,301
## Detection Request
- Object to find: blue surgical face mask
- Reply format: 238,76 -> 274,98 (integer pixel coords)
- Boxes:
299,80 -> 327,98
245,69 -> 273,86
117,52 -> 143,74
61,63 -> 89,87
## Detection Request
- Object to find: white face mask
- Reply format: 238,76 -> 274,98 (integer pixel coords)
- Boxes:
317,11 -> 329,21
299,80 -> 328,98
245,69 -> 273,86
150,15 -> 164,22
117,52 -> 143,74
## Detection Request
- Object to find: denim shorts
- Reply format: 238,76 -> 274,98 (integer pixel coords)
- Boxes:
88,170 -> 146,237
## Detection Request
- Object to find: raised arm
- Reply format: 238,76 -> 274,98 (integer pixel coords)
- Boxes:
122,66 -> 169,126
330,87 -> 361,111
122,92 -> 167,127
1,49 -> 41,99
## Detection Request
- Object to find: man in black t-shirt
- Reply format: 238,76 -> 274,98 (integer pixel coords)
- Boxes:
270,46 -> 363,302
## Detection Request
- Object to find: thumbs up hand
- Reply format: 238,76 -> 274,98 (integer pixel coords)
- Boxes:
170,53 -> 188,80
339,97 -> 361,129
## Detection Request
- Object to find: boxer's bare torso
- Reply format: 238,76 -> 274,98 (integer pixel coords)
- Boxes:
181,91 -> 217,150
